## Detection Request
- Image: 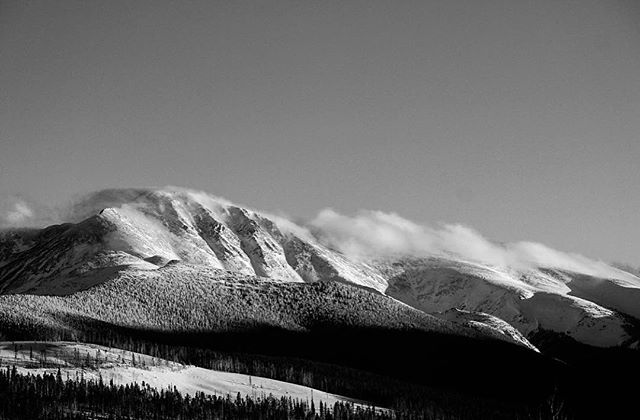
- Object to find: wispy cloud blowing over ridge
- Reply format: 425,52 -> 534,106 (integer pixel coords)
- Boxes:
309,208 -> 632,280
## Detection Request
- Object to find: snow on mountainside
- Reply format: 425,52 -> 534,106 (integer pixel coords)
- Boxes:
434,308 -> 538,352
0,262 -> 493,342
0,188 -> 386,295
0,187 -> 638,350
378,257 -> 639,347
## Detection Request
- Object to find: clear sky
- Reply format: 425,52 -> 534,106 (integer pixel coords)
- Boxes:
1,0 -> 639,263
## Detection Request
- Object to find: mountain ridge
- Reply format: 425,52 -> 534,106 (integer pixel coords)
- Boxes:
1,186 -> 638,351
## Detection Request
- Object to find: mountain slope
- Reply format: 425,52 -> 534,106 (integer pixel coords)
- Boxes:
0,188 -> 386,295
0,186 -> 638,351
378,257 -> 638,347
0,262 -> 566,409
0,262 -> 497,341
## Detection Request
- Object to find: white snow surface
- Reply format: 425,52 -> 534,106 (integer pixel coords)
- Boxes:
0,188 -> 387,295
379,257 -> 637,347
435,308 -> 539,352
0,341 -> 376,409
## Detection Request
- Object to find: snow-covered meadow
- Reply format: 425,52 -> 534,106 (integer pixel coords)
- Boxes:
0,341 -> 374,409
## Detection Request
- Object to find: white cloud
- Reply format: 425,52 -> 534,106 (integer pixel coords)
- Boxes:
5,201 -> 34,224
0,198 -> 39,227
310,208 -> 628,279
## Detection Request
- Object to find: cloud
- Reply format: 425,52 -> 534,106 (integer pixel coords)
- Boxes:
0,197 -> 46,228
309,208 -> 629,279
310,209 -> 433,256
309,209 -> 511,265
5,200 -> 34,224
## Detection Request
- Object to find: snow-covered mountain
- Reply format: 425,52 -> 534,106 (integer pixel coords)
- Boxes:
0,188 -> 386,295
1,187 -> 638,350
377,257 -> 639,347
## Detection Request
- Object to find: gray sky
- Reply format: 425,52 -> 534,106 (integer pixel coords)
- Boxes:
1,0 -> 639,263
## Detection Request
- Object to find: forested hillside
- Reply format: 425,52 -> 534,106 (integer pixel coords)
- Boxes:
0,262 -> 515,342
0,263 -> 566,416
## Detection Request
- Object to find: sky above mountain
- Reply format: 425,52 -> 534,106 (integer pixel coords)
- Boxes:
1,0 -> 639,263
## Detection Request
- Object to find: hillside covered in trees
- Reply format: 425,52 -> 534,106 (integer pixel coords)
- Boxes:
0,263 -> 573,418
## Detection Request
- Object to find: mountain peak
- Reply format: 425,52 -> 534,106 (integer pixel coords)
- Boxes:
1,186 -> 639,350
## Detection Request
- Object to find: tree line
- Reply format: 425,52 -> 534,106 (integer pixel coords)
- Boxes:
0,365 -> 400,420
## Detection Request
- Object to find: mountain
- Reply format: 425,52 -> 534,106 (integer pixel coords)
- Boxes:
1,186 -> 638,353
377,257 -> 640,348
0,188 -> 386,295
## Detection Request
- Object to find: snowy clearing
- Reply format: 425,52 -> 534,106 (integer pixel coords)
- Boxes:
0,341 -> 379,410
